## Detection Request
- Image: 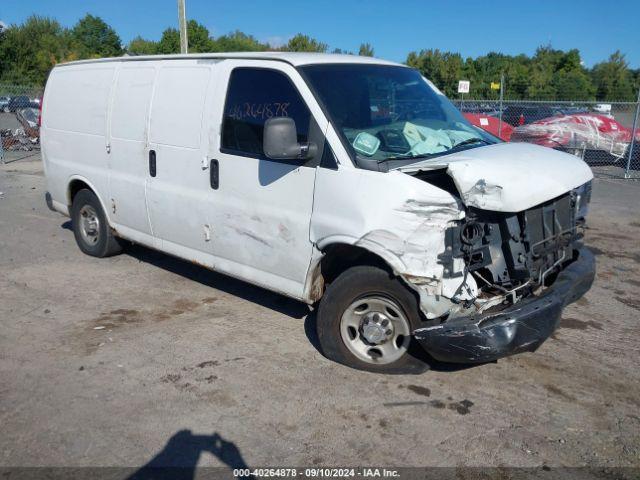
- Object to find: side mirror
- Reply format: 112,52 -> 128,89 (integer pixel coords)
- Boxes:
263,117 -> 317,161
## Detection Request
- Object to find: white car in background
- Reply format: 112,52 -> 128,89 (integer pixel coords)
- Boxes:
593,103 -> 612,115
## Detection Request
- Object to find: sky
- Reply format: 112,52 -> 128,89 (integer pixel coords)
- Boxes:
1,0 -> 639,67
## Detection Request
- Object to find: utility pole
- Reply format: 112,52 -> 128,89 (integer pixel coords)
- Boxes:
177,0 -> 188,54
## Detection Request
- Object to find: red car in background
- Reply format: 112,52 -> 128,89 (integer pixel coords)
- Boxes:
463,113 -> 514,141
511,114 -> 640,162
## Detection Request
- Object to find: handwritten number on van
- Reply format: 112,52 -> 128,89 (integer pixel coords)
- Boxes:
229,102 -> 290,121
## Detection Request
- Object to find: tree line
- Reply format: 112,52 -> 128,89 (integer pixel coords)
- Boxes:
0,14 -> 638,101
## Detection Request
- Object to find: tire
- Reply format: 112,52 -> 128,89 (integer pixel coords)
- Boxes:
316,265 -> 428,374
70,189 -> 122,257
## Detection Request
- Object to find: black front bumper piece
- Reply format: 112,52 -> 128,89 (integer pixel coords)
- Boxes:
413,248 -> 595,363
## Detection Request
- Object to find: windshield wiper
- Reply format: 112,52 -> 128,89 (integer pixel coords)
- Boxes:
452,138 -> 492,149
373,138 -> 493,164
385,153 -> 413,160
385,139 -> 492,160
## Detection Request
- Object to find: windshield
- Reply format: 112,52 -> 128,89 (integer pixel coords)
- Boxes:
300,64 -> 498,168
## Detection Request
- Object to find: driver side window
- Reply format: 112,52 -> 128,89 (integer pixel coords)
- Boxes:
221,68 -> 311,158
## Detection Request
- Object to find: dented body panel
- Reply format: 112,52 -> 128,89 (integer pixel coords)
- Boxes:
309,166 -> 479,318
396,142 -> 593,212
311,167 -> 462,283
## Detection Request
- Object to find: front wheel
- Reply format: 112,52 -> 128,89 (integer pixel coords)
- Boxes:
316,266 -> 428,374
71,189 -> 123,258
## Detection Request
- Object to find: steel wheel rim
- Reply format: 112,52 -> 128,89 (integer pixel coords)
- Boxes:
79,205 -> 100,246
340,295 -> 411,364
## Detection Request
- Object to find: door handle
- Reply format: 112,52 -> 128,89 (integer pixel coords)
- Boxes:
149,150 -> 156,177
210,159 -> 219,189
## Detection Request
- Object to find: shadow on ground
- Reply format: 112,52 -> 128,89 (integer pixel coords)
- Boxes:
62,221 -> 476,374
64,219 -> 309,321
126,242 -> 309,319
128,430 -> 248,480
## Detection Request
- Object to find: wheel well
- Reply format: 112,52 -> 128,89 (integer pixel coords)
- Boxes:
313,243 -> 423,320
68,179 -> 92,206
319,244 -> 392,286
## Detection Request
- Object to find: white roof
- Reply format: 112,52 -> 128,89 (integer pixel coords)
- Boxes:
57,51 -> 405,68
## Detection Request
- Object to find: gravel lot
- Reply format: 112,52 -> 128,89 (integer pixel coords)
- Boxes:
1,158 -> 639,475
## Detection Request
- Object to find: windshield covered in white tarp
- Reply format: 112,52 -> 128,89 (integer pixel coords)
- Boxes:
301,64 -> 498,167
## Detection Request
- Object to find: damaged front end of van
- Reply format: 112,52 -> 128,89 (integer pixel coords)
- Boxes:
310,145 -> 595,366
387,144 -> 596,363
303,63 -> 596,367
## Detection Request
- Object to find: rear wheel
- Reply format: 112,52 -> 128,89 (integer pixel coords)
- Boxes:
316,265 -> 428,374
71,189 -> 122,257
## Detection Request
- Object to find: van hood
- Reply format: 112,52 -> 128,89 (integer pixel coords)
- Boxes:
395,142 -> 593,212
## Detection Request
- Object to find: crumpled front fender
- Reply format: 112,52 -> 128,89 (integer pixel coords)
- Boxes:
308,167 -> 474,316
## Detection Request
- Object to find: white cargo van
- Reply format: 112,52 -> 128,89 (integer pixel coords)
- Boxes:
42,53 -> 595,373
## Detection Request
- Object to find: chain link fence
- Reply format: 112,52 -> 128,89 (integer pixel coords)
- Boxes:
2,82 -> 639,179
0,84 -> 43,163
454,98 -> 640,179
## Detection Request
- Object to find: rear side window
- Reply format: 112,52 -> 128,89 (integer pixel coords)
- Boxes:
221,68 -> 311,157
